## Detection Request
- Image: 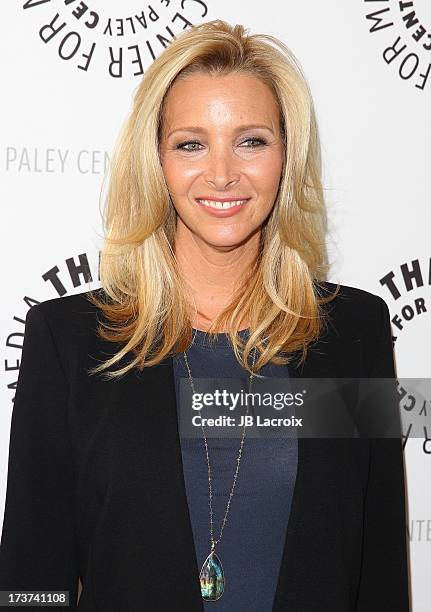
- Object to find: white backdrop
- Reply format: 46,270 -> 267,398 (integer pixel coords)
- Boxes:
1,1 -> 429,609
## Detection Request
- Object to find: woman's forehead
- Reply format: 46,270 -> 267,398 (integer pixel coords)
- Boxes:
160,73 -> 281,135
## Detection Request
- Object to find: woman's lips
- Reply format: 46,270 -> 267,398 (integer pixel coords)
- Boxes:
194,197 -> 251,217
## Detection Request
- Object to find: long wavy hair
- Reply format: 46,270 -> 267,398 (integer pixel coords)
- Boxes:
87,19 -> 339,380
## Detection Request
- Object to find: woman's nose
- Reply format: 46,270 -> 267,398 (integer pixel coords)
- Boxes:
202,145 -> 241,188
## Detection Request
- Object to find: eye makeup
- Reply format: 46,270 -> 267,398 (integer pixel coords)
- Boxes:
175,137 -> 269,152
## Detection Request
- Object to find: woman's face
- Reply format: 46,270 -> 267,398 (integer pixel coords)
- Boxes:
159,71 -> 284,249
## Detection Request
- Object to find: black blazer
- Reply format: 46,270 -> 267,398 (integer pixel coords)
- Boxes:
0,282 -> 410,611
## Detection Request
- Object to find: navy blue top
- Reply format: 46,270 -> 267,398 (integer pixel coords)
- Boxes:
172,328 -> 298,611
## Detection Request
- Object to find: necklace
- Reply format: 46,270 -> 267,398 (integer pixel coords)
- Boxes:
183,342 -> 257,602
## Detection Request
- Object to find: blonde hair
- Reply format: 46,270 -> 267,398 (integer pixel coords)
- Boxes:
87,19 -> 339,379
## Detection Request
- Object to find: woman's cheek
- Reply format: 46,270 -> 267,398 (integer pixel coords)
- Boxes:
246,157 -> 282,192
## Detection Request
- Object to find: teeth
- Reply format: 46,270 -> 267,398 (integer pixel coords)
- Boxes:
196,199 -> 248,209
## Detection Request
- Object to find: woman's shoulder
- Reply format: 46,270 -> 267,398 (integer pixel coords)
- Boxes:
318,280 -> 389,310
25,289 -> 107,366
34,287 -> 102,315
316,280 -> 391,343
29,288 -> 103,333
318,279 -> 388,311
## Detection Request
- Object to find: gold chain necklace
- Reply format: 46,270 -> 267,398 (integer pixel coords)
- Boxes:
183,344 -> 257,601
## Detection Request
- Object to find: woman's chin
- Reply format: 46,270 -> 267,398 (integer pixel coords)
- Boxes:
197,230 -> 257,250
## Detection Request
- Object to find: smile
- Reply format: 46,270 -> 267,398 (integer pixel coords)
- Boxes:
195,198 -> 249,210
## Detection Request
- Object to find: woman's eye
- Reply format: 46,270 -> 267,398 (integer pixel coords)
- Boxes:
176,141 -> 202,151
241,137 -> 267,148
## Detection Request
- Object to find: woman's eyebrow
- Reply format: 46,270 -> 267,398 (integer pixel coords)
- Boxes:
167,124 -> 274,138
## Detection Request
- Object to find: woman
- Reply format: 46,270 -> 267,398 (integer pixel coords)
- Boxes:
0,19 -> 409,611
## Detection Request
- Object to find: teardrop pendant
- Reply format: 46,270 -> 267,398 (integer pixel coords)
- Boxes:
199,550 -> 225,600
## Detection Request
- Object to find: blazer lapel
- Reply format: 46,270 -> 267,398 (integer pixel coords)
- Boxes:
273,337 -> 363,610
272,342 -> 339,610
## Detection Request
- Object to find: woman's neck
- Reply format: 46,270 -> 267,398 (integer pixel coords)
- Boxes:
174,223 -> 260,331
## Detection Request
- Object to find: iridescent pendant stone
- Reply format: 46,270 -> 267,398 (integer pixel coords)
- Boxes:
199,550 -> 225,600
